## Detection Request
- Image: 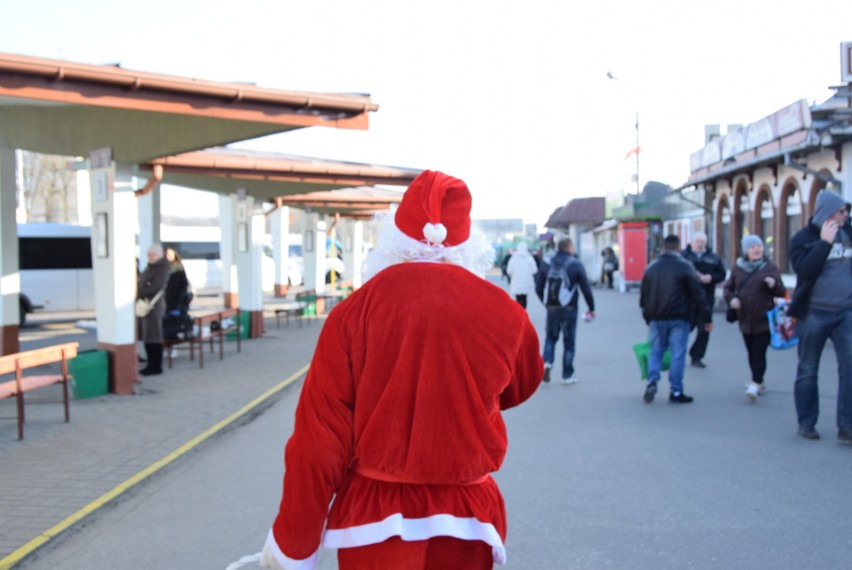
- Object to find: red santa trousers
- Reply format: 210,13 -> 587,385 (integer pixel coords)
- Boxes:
337,535 -> 493,570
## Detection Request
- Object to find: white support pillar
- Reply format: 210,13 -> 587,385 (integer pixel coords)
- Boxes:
76,167 -> 92,227
341,219 -> 365,289
136,184 -> 161,272
303,214 -> 327,294
89,154 -> 139,394
270,206 -> 290,297
235,195 -> 265,337
219,194 -> 238,308
0,148 -> 20,355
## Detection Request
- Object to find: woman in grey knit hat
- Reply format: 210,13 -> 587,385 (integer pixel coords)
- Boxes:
723,234 -> 787,401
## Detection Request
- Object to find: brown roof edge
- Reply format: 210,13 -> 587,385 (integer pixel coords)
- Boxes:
144,149 -> 421,185
0,52 -> 378,113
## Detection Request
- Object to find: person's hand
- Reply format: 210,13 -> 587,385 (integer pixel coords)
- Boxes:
729,298 -> 741,309
821,219 -> 839,243
764,276 -> 776,288
704,322 -> 713,332
697,272 -> 712,284
583,311 -> 595,322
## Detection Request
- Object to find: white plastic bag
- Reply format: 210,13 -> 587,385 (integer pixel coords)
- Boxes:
225,552 -> 262,569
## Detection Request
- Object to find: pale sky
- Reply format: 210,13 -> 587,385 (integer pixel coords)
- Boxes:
2,0 -> 851,228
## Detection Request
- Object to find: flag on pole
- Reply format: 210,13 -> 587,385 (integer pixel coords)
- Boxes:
624,146 -> 641,160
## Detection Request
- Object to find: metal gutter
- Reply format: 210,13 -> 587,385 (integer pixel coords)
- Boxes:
0,52 -> 377,113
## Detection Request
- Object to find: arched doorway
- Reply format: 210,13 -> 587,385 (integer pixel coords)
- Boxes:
733,179 -> 750,257
717,194 -> 732,266
754,185 -> 775,263
807,176 -> 828,220
779,181 -> 802,273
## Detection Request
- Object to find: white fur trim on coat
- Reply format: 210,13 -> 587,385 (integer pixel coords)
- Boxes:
322,513 -> 507,565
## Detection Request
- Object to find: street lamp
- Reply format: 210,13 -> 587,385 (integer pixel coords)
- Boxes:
607,72 -> 640,195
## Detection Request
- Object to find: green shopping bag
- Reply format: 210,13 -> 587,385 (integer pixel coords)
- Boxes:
632,340 -> 671,380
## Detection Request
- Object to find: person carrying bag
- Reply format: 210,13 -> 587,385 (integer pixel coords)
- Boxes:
722,235 -> 787,401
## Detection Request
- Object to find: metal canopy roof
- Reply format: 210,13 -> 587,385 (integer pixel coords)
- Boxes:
274,186 -> 405,219
142,147 -> 420,208
0,52 -> 377,163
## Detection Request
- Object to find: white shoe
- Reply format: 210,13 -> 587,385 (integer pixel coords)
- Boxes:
745,383 -> 759,402
170,347 -> 179,358
758,383 -> 767,395
562,376 -> 578,385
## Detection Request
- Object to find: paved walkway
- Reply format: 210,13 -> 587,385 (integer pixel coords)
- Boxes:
1,277 -> 849,569
0,294 -> 324,568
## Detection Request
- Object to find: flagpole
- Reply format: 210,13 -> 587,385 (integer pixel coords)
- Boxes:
635,112 -> 640,195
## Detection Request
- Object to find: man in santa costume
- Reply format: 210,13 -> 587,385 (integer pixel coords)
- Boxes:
260,170 -> 543,569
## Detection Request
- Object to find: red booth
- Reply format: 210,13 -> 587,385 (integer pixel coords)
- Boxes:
618,221 -> 649,289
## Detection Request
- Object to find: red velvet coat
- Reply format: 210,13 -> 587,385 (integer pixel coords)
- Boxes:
263,263 -> 543,569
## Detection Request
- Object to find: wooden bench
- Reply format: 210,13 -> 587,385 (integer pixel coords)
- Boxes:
165,308 -> 241,369
274,290 -> 317,328
0,342 -> 79,440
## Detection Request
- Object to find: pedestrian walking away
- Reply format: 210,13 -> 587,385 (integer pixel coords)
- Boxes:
788,190 -> 852,444
507,241 -> 538,309
723,235 -> 787,402
681,231 -> 726,368
534,237 -> 595,385
256,170 -> 543,569
640,234 -> 711,404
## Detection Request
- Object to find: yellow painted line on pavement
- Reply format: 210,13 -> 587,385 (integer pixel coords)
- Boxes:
0,364 -> 310,570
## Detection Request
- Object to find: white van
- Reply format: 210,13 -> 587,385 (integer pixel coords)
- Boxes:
18,223 -> 95,323
162,223 -> 302,293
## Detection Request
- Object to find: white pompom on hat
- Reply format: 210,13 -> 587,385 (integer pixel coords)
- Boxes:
394,170 -> 472,247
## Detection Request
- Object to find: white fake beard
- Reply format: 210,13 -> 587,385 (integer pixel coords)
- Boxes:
364,211 -> 495,282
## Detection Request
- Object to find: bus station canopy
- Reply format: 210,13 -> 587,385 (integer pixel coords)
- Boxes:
142,147 -> 420,207
0,52 -> 377,163
273,186 -> 405,219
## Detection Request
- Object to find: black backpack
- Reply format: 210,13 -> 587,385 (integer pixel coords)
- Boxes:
544,262 -> 577,308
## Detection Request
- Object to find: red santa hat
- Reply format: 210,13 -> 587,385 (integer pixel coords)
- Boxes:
394,170 -> 472,247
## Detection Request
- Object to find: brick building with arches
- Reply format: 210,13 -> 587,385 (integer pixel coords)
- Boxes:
676,61 -> 852,278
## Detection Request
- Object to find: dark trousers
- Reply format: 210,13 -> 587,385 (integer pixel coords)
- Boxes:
689,319 -> 710,362
741,331 -> 771,384
515,294 -> 528,309
143,343 -> 163,373
543,306 -> 578,379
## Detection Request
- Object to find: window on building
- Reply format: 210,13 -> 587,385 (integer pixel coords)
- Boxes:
786,189 -> 802,273
720,204 -> 731,263
737,193 -> 749,255
760,198 -> 774,262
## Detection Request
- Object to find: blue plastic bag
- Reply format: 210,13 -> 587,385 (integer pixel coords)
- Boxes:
767,301 -> 798,350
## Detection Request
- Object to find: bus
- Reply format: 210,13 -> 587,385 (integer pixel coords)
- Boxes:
18,223 -> 95,324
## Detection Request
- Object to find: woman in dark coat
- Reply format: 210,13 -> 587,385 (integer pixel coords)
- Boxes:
723,235 -> 787,401
164,247 -> 191,314
162,247 -> 192,345
137,244 -> 170,376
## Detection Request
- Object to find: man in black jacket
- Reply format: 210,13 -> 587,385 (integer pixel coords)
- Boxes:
681,232 -> 726,368
788,190 -> 852,443
640,235 -> 711,404
535,238 -> 595,384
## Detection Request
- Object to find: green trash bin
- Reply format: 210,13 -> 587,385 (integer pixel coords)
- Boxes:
69,350 -> 109,399
225,310 -> 251,340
